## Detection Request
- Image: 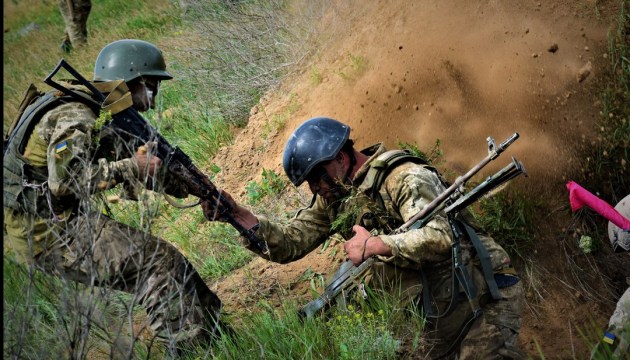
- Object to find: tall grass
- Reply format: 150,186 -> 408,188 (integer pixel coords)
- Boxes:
173,0 -> 328,125
200,288 -> 425,360
564,3 -> 630,357
5,1 -> 628,359
3,1 -> 329,358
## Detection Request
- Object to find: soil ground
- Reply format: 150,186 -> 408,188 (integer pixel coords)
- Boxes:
203,1 -> 629,358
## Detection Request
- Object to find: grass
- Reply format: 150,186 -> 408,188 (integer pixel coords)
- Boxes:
471,189 -> 540,261
198,287 -> 425,360
577,2 -> 630,203
4,0 -> 629,359
337,52 -> 368,80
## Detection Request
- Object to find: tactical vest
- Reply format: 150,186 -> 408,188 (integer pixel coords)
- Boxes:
3,84 -> 101,217
353,149 -> 506,320
355,149 -> 432,232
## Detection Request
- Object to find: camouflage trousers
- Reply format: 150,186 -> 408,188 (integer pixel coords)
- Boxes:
32,211 -> 222,350
422,271 -> 525,359
58,0 -> 91,47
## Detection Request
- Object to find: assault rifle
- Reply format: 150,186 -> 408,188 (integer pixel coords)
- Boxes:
299,133 -> 526,319
44,59 -> 268,253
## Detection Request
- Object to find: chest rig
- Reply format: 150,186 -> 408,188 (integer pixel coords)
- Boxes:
3,84 -> 101,217
344,149 -> 504,322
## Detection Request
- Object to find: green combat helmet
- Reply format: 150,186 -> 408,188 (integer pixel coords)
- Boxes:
93,39 -> 173,82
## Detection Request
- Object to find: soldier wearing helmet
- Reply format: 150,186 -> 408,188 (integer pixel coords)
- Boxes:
3,39 -> 221,356
591,194 -> 630,358
202,117 -> 525,358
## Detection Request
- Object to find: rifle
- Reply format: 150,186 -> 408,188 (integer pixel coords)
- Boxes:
44,59 -> 268,253
299,134 -> 526,319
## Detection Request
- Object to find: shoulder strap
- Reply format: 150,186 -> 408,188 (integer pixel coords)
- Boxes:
359,150 -> 428,202
5,84 -> 43,141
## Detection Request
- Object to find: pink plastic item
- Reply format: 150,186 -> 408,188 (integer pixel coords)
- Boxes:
566,181 -> 630,230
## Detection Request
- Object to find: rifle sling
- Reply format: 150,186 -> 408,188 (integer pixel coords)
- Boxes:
459,221 -> 503,300
422,218 -> 482,319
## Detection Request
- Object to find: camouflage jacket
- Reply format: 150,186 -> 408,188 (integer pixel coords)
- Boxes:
255,144 -> 453,266
249,143 -> 513,305
4,88 -> 187,262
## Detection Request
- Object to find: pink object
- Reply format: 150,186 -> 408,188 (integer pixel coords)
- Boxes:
566,181 -> 630,230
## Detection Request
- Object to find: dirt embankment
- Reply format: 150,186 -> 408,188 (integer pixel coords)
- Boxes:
207,1 -> 627,358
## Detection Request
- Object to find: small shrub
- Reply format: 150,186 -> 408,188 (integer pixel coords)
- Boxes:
245,168 -> 287,205
398,138 -> 443,165
472,189 -> 539,260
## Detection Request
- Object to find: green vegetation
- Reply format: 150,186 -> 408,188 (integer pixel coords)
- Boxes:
398,138 -> 444,165
206,289 -> 425,360
337,52 -> 368,80
245,168 -> 288,205
309,66 -> 324,85
4,0 -> 628,358
471,189 -> 539,261
260,94 -> 299,140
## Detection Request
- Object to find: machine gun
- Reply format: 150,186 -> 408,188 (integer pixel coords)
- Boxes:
299,133 -> 526,319
44,59 -> 268,253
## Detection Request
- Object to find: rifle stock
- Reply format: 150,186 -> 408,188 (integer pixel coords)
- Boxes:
299,135 -> 526,319
45,59 -> 268,253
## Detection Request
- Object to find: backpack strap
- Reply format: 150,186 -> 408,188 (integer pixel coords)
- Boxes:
358,150 -> 428,209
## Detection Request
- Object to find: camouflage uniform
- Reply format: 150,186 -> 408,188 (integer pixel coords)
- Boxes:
3,95 -> 221,348
58,0 -> 91,48
247,144 -> 524,359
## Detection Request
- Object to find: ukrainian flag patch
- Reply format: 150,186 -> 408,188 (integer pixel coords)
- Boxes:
54,141 -> 69,154
602,331 -> 615,345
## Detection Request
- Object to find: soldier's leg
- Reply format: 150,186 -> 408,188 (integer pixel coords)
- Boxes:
458,282 -> 525,360
58,0 -> 91,48
37,212 -> 222,350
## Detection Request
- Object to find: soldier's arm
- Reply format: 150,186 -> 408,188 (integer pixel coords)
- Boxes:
247,196 -> 332,263
376,164 -> 453,267
42,102 -> 139,198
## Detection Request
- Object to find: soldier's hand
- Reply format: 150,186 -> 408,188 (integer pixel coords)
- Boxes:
201,189 -> 236,222
345,225 -> 372,265
345,225 -> 392,266
133,142 -> 162,182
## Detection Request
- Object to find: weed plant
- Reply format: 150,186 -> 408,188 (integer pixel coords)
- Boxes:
471,189 -> 539,261
578,2 -> 629,203
202,288 -> 426,360
246,168 -> 288,205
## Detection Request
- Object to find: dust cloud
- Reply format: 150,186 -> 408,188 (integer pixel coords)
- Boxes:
266,0 -> 609,191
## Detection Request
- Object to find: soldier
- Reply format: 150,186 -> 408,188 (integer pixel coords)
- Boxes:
4,39 -> 221,355
202,117 -> 525,358
58,0 -> 92,52
591,194 -> 630,358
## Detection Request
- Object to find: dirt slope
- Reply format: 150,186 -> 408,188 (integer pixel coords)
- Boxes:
206,1 -> 627,358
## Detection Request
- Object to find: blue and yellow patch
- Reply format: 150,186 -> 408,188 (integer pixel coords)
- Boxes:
602,332 -> 616,345
54,141 -> 69,154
